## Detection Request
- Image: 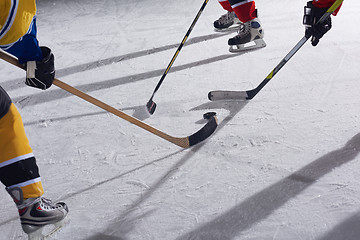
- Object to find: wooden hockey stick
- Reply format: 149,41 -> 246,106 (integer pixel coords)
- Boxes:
0,50 -> 217,148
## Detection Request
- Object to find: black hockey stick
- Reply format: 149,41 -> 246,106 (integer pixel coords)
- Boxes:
146,0 -> 209,114
208,0 -> 343,101
0,50 -> 218,148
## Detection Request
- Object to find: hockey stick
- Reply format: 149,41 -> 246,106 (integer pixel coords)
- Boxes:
0,50 -> 217,148
146,0 -> 209,115
208,0 -> 344,101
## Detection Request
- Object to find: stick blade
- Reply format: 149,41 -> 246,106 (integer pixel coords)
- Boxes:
146,100 -> 157,115
188,115 -> 218,147
208,90 -> 248,101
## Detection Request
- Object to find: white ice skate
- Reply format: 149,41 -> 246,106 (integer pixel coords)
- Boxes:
6,187 -> 69,240
214,11 -> 242,32
228,10 -> 266,53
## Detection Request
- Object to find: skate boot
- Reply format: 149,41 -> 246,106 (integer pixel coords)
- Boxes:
213,11 -> 241,32
7,187 -> 69,239
228,10 -> 266,52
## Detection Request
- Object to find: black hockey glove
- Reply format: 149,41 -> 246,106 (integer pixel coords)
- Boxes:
303,1 -> 332,46
26,46 -> 55,90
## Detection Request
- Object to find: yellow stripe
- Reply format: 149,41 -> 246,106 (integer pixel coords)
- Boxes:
327,0 -> 344,13
266,70 -> 274,80
0,0 -> 36,45
21,181 -> 44,199
0,103 -> 33,163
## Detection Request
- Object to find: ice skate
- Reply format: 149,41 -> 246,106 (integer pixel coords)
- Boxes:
228,10 -> 266,53
6,187 -> 69,240
214,11 -> 242,32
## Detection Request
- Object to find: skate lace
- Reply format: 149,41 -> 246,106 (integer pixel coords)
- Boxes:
234,22 -> 250,39
218,11 -> 234,24
39,197 -> 61,210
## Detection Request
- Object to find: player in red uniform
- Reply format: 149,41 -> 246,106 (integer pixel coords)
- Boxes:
213,0 -> 342,51
213,0 -> 265,52
303,0 -> 342,46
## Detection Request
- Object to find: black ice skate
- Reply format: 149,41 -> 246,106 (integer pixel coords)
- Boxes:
7,187 -> 69,240
213,11 -> 241,32
228,10 -> 266,53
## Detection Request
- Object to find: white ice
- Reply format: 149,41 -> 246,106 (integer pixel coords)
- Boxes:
1,0 -> 359,239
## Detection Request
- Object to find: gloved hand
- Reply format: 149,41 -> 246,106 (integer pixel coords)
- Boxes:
303,1 -> 332,46
26,46 -> 55,90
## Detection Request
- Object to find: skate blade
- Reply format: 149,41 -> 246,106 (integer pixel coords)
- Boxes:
229,39 -> 266,53
27,216 -> 69,240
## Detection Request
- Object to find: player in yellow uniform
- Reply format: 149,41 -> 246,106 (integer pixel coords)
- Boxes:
0,0 -> 68,238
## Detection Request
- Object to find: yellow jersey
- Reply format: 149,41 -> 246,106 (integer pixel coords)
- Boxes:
0,0 -> 36,46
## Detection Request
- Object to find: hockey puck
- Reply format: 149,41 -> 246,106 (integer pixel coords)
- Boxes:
203,112 -> 216,120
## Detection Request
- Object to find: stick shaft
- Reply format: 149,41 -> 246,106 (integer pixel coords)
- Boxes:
148,0 -> 209,100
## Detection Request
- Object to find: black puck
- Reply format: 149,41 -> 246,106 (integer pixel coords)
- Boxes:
203,112 -> 216,120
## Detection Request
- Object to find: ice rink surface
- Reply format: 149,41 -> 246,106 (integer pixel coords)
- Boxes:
1,0 -> 359,239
